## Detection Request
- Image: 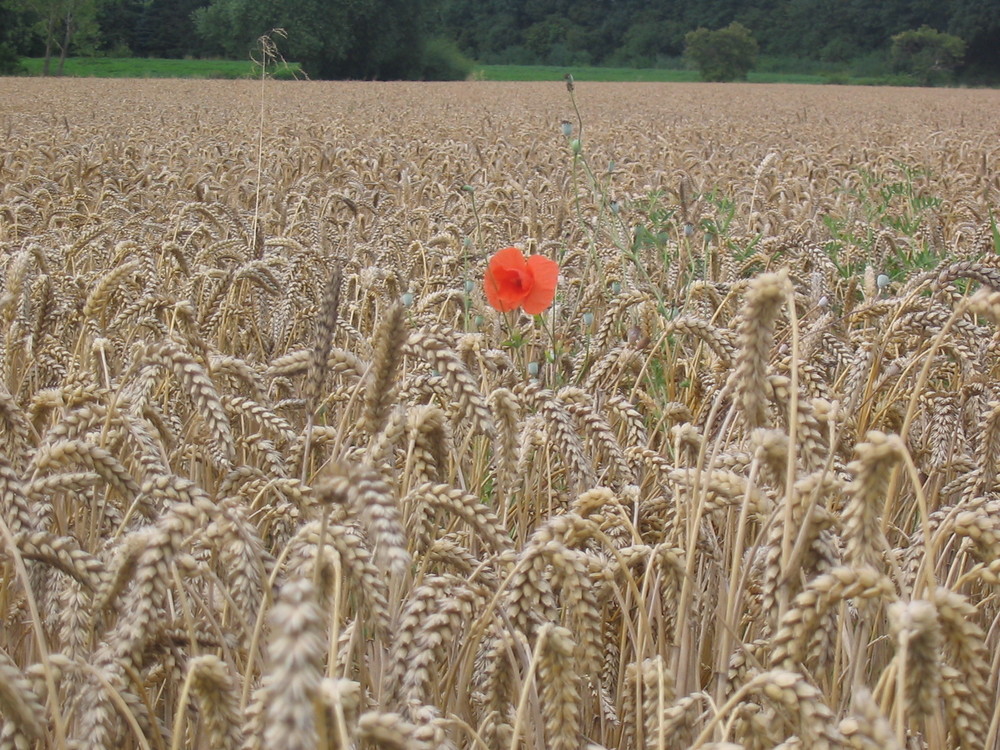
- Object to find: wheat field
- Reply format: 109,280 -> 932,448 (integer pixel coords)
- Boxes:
1,77 -> 1000,749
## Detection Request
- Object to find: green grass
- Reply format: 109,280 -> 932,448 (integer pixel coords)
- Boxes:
474,64 -> 895,86
747,71 -> 828,84
17,57 -> 302,79
12,56 -> 912,86
473,65 -> 702,82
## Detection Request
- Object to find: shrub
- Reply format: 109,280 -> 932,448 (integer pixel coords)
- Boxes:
890,26 -> 965,86
419,37 -> 474,81
684,22 -> 758,82
0,42 -> 23,75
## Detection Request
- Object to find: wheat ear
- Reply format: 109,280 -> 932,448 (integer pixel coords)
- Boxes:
362,301 -> 406,436
257,578 -> 325,750
732,270 -> 790,428
0,649 -> 46,744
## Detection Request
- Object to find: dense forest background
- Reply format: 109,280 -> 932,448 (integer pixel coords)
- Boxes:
1,0 -> 999,80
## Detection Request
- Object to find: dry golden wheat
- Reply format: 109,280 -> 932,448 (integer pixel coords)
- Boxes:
1,77 -> 999,750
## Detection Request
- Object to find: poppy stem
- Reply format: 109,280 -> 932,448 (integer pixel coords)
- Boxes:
466,186 -> 483,248
536,311 -> 560,385
567,81 -> 584,144
498,309 -> 516,356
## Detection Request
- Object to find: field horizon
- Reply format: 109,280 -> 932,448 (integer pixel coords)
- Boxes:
7,55 -> 977,87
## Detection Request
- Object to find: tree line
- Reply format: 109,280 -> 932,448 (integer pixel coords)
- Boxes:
1,0 -> 998,80
435,0 -> 999,78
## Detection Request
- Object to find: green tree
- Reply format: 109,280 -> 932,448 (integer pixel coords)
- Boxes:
194,0 -> 450,79
948,0 -> 1000,77
134,0 -> 214,58
684,21 -> 758,81
428,0 -> 997,75
95,0 -> 141,54
890,25 -> 965,85
0,0 -> 27,72
523,15 -> 591,64
18,0 -> 102,74
609,11 -> 684,68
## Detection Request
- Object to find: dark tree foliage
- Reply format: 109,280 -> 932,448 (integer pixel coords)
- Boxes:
431,0 -> 1000,77
134,0 -> 216,58
96,0 -> 144,54
193,0 -> 465,79
609,11 -> 685,67
0,1 -> 27,72
0,44 -> 20,74
3,0 -> 999,81
948,0 -> 1000,75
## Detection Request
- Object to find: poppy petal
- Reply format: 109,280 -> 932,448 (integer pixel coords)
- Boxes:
485,247 -> 530,312
491,246 -> 528,269
485,269 -> 518,311
521,254 -> 560,314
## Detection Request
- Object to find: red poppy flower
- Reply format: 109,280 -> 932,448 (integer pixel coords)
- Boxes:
484,247 -> 559,314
